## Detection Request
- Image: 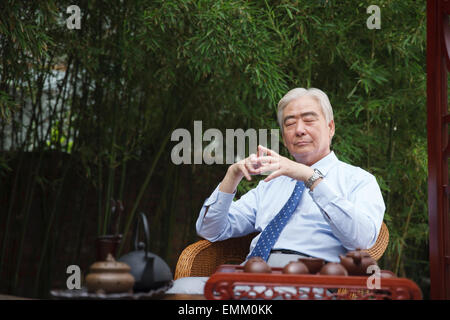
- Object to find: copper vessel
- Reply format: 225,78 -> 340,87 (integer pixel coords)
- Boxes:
85,254 -> 135,294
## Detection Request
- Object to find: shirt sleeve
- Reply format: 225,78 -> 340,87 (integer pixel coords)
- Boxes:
195,181 -> 264,242
309,171 -> 385,251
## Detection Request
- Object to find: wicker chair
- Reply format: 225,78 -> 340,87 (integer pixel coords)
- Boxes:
174,222 -> 389,280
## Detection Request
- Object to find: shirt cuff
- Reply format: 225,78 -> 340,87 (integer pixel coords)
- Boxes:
201,184 -> 236,218
196,184 -> 237,239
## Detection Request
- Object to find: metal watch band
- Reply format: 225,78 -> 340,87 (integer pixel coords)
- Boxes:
305,168 -> 324,189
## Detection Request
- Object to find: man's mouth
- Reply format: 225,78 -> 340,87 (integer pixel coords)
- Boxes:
294,141 -> 311,146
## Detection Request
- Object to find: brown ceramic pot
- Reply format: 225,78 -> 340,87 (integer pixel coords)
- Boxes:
282,261 -> 309,274
339,249 -> 377,276
85,254 -> 135,294
95,234 -> 123,262
297,257 -> 325,274
319,262 -> 348,276
243,257 -> 272,273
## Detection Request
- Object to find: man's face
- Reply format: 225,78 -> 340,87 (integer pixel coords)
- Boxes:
281,95 -> 335,166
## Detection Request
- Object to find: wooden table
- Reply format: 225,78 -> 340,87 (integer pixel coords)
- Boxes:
0,292 -> 205,300
203,264 -> 423,300
0,294 -> 32,300
162,294 -> 206,300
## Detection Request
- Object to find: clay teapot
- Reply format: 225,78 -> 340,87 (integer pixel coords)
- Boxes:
319,262 -> 348,276
118,212 -> 173,292
85,253 -> 135,294
298,257 -> 325,274
282,261 -> 309,274
243,257 -> 272,273
339,249 -> 377,276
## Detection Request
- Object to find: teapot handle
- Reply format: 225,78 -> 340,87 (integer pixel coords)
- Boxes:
133,212 -> 150,258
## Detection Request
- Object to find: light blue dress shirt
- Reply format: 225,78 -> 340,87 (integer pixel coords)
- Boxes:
195,151 -> 386,263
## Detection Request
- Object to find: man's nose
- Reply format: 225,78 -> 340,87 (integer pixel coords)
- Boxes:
295,121 -> 306,136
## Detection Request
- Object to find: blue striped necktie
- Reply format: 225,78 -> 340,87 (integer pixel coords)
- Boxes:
247,181 -> 305,261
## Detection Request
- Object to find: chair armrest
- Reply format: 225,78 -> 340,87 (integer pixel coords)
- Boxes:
174,240 -> 215,280
364,222 -> 389,261
174,234 -> 256,279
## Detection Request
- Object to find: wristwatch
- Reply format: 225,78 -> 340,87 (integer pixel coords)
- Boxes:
305,168 -> 324,189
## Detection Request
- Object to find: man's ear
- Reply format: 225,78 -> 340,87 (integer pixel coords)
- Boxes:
328,120 -> 335,139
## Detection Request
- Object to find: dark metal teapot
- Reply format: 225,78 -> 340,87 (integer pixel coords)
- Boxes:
118,212 -> 173,292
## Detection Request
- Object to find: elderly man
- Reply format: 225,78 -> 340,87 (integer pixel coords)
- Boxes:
167,87 -> 385,294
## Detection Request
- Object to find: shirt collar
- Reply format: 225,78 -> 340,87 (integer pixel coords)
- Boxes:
289,151 -> 339,181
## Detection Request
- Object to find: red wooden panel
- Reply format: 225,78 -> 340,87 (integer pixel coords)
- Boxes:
442,0 -> 450,15
443,15 -> 450,70
204,265 -> 422,300
427,0 -> 450,299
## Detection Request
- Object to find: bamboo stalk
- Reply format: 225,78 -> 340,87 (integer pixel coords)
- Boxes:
394,199 -> 415,275
44,89 -> 80,297
74,184 -> 89,263
45,161 -> 75,298
0,148 -> 24,279
118,161 -> 127,202
27,57 -> 73,295
103,165 -> 115,235
115,161 -> 127,236
153,162 -> 172,252
117,109 -> 186,256
65,60 -> 78,154
12,149 -> 45,291
163,165 -> 180,261
182,165 -> 195,245
32,155 -> 74,296
97,155 -> 103,236
12,62 -> 49,292
103,96 -> 118,235
0,77 -> 40,289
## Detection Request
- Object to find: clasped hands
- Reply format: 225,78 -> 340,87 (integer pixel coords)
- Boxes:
231,145 -> 315,183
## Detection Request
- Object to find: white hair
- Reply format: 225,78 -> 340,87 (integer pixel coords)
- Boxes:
277,88 -> 334,131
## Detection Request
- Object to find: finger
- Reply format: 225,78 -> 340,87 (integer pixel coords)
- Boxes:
240,165 -> 252,181
244,154 -> 262,173
258,145 -> 279,157
255,155 -> 280,167
245,159 -> 262,175
257,146 -> 265,158
249,153 -> 261,168
264,170 -> 282,182
259,162 -> 281,173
